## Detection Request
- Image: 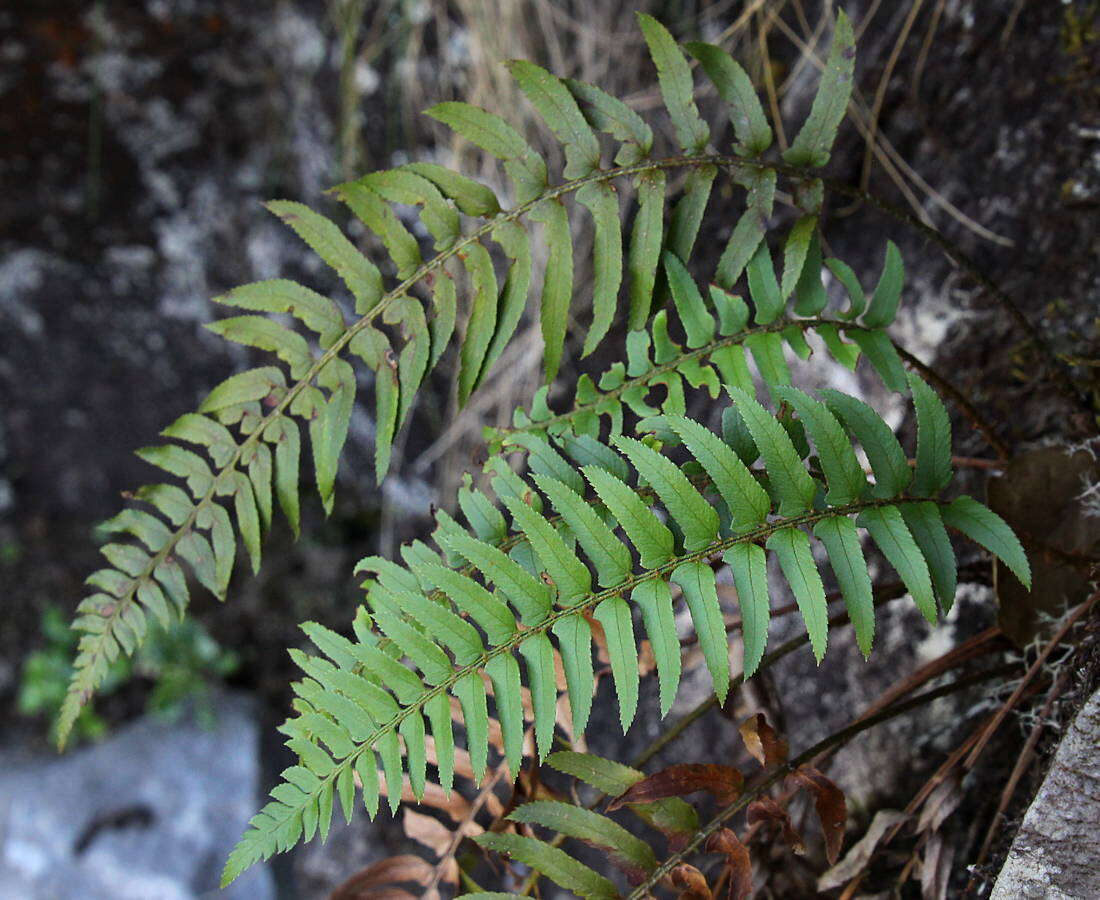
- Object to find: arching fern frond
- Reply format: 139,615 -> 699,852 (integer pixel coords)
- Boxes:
59,11 -> 861,748
488,235 -> 909,464
222,376 -> 1029,885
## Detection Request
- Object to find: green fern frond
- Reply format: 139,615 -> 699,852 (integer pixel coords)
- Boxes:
487,239 -> 909,461
222,374 -> 1029,885
59,11 -> 862,748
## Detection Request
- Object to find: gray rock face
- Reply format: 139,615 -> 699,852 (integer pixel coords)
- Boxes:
992,686 -> 1100,899
0,692 -> 273,899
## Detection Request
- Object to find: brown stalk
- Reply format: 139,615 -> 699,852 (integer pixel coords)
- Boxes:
963,593 -> 1097,768
629,664 -> 1017,898
965,668 -> 1072,892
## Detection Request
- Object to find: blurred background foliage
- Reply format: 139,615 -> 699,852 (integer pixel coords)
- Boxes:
18,604 -> 238,744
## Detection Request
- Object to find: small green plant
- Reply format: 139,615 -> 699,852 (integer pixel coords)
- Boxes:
21,606 -> 121,743
56,9 -> 1036,895
131,614 -> 240,726
21,605 -> 237,744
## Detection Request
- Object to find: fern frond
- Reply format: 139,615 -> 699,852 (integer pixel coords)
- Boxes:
59,11 -> 862,746
469,740 -> 833,898
782,10 -> 856,169
487,240 -> 909,462
61,5 -> 867,746
466,748 -> 701,897
222,372 -> 1029,884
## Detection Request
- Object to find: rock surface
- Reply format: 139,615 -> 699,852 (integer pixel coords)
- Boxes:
0,692 -> 273,899
992,686 -> 1100,899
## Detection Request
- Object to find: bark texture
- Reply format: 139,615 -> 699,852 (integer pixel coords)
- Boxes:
993,687 -> 1100,899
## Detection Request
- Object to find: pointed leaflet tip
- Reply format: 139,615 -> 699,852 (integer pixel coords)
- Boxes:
862,240 -> 904,328
941,495 -> 1031,589
686,40 -> 772,156
506,58 -> 600,179
637,12 -> 710,153
782,9 -> 855,169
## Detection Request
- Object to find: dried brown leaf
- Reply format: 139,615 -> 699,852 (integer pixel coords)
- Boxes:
329,854 -> 434,899
608,764 -> 744,810
637,638 -> 658,678
671,863 -> 713,899
552,646 -> 569,692
920,831 -> 955,900
555,691 -> 576,741
916,772 -> 962,834
707,828 -> 754,900
448,692 -> 504,749
817,809 -> 908,891
747,797 -> 805,854
738,713 -> 788,768
424,735 -> 476,782
435,857 -> 460,890
402,808 -> 453,858
789,766 -> 847,865
382,775 -> 473,822
586,608 -> 612,665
